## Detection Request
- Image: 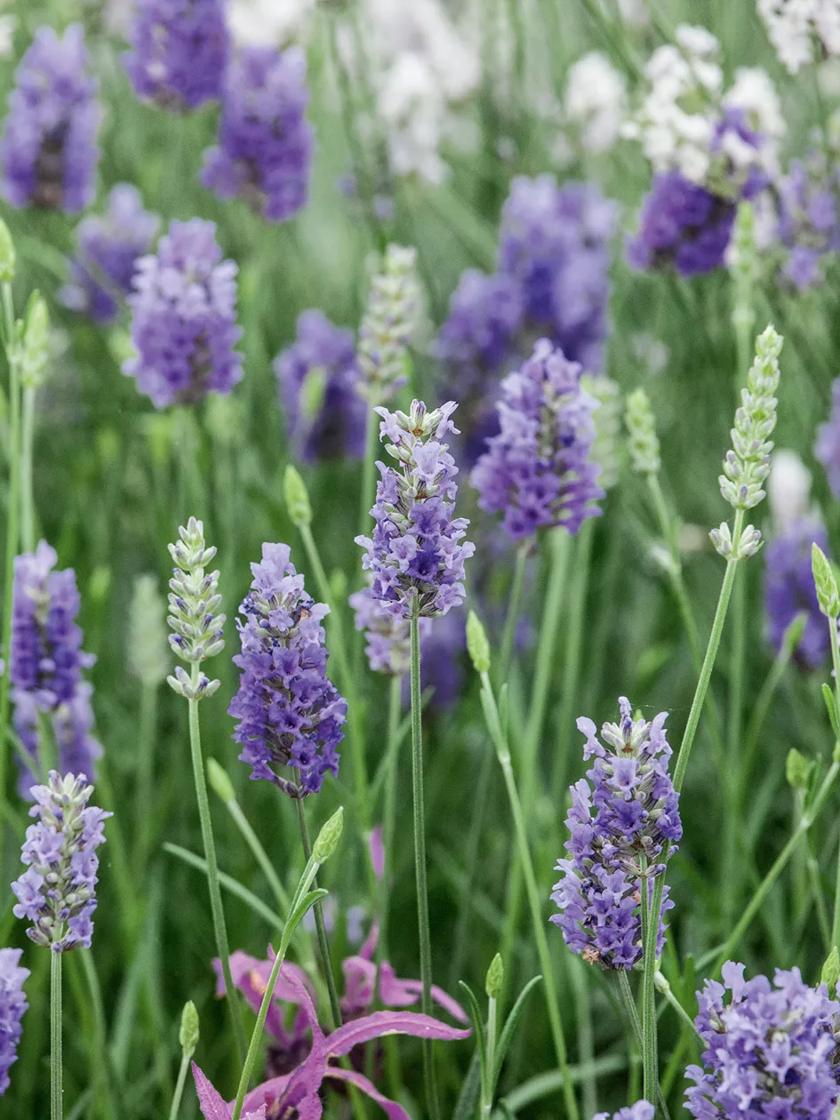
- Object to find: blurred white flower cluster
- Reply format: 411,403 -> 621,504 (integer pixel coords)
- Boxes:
563,51 -> 627,154
758,0 -> 840,73
226,0 -> 317,47
769,449 -> 814,531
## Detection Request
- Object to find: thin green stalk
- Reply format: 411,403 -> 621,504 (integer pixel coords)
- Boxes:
655,973 -> 701,1040
380,674 -> 402,960
828,612 -> 840,949
479,670 -> 579,1120
168,1052 -> 190,1120
552,521 -> 593,802
569,957 -> 596,1119
135,683 -> 159,876
295,797 -> 342,1031
51,950 -> 63,1120
186,663 -> 245,1064
80,950 -> 117,1120
640,861 -> 657,1109
722,565 -> 746,924
499,543 -> 528,684
226,796 -> 291,914
164,842 -> 286,931
741,615 -> 802,784
20,383 -> 35,551
410,608 -> 439,1120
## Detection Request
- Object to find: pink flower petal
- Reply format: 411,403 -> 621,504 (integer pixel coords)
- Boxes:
326,1066 -> 411,1119
327,1010 -> 471,1058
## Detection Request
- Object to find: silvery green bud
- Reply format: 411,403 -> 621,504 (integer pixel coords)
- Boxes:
284,464 -> 312,528
822,947 -> 840,991
20,293 -> 50,389
466,610 -> 491,674
128,574 -> 169,687
786,748 -> 812,790
812,543 -> 840,618
179,1001 -> 199,1058
584,374 -> 622,490
167,518 -> 225,686
313,806 -> 344,863
358,244 -> 421,401
485,953 -> 504,999
166,665 -> 221,702
625,388 -> 660,476
207,758 -> 236,804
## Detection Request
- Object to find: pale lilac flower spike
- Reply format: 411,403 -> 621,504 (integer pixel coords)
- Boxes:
0,949 -> 28,1094
594,1104 -> 654,1120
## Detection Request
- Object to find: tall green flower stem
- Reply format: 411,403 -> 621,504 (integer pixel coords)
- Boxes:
135,682 -> 160,876
475,653 -> 579,1120
51,950 -> 63,1120
740,613 -> 804,783
826,600 -> 840,949
409,606 -> 440,1120
187,662 -> 246,1064
294,796 -> 342,1031
20,383 -> 35,551
80,950 -> 117,1120
379,673 -> 403,960
499,543 -> 528,685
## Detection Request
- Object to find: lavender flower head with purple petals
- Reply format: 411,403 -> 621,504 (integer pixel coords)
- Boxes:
124,0 -> 229,110
816,377 -> 840,499
14,683 -> 102,799
551,698 -> 681,969
471,340 -> 604,540
1,24 -> 100,213
627,172 -> 736,277
356,400 -> 474,620
594,1105 -> 654,1120
202,46 -> 312,222
11,771 -> 110,952
0,949 -> 28,1095
62,184 -> 160,324
275,310 -> 365,462
124,219 -> 242,408
350,583 -> 417,677
765,517 -> 831,669
229,543 -> 346,796
686,962 -> 840,1119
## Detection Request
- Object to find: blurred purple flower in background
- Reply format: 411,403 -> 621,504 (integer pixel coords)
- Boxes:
777,155 -> 840,291
816,377 -> 840,498
764,517 -> 830,668
0,949 -> 28,1095
627,172 -> 736,277
124,0 -> 229,110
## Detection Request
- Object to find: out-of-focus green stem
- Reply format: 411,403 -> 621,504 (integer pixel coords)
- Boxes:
295,798 -> 342,1030
499,543 -> 528,685
828,611 -> 840,949
380,674 -> 402,960
20,383 -> 35,551
0,280 -> 19,861
81,950 -> 116,1120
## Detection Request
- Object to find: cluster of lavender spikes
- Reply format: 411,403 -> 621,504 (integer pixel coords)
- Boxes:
686,962 -> 840,1119
11,772 -> 110,952
471,340 -> 604,540
356,400 -> 474,620
551,698 -> 682,970
229,543 -> 347,797
0,949 -> 28,1094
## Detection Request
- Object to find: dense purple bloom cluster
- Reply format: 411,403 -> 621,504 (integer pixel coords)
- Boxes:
594,1105 -> 653,1120
62,184 -> 159,324
627,172 -> 736,277
765,517 -> 831,669
551,698 -> 682,970
202,46 -> 312,222
686,962 -> 840,1119
471,340 -> 604,540
356,400 -> 474,620
1,24 -> 100,213
124,0 -> 229,110
11,771 -> 110,952
124,219 -> 242,408
777,155 -> 840,290
275,310 -> 365,462
229,543 -> 346,796
0,949 -> 28,1096
816,378 -> 840,499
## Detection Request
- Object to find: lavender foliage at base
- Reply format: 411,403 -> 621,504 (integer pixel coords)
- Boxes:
229,543 -> 346,796
627,172 -> 736,277
124,0 -> 229,110
202,46 -> 312,222
124,219 -> 242,408
275,310 -> 365,462
0,949 -> 28,1095
686,962 -> 840,1119
765,517 -> 830,669
1,24 -> 100,212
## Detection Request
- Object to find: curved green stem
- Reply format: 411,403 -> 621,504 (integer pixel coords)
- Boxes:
552,522 -> 593,802
168,1053 -> 190,1120
226,796 -> 291,915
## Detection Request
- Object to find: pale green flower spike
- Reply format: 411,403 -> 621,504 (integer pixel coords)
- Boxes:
358,243 -> 421,400
625,387 -> 660,476
128,574 -> 169,687
584,374 -> 623,490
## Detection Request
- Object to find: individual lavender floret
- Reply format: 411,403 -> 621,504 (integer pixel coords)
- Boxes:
124,220 -> 242,408
356,400 -> 474,619
686,962 -> 840,1119
14,683 -> 103,799
550,698 -> 682,970
167,518 -> 225,702
777,155 -> 840,291
817,378 -> 840,499
594,1105 -> 654,1120
0,949 -> 28,1094
229,543 -> 346,796
201,45 -> 312,221
765,517 -> 831,669
124,0 -> 229,110
1,24 -> 100,213
11,771 -> 110,952
627,172 -> 736,277
275,310 -> 366,462
471,340 -> 604,541
358,245 -> 422,401
62,184 -> 160,324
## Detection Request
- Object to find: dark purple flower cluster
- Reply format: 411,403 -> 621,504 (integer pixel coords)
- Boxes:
275,310 -> 366,462
816,378 -> 840,499
356,400 -> 474,620
686,962 -> 840,1119
470,340 -> 604,540
765,517 -> 831,669
0,24 -> 100,213
11,771 -> 110,952
777,155 -> 840,291
0,949 -> 28,1096
124,219 -> 242,408
202,46 -> 312,222
594,1105 -> 654,1120
124,0 -> 229,110
229,543 -> 346,797
627,172 -> 736,277
62,184 -> 160,324
551,698 -> 682,970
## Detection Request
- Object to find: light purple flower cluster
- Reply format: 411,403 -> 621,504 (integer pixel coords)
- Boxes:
62,184 -> 160,324
124,219 -> 242,408
11,771 -> 110,952
349,584 -> 415,677
777,155 -> 840,291
0,949 -> 28,1096
765,517 -> 831,669
471,340 -> 604,540
551,698 -> 682,970
124,0 -> 229,110
1,24 -> 100,213
275,310 -> 365,462
356,400 -> 474,620
594,1105 -> 653,1120
229,543 -> 346,797
686,962 -> 840,1119
816,378 -> 840,499
14,685 -> 102,800
202,46 -> 312,222
626,172 -> 736,277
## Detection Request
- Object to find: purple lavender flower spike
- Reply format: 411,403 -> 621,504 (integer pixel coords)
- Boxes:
686,962 -> 840,1119
350,584 -> 416,676
0,949 -> 28,1095
355,400 -> 474,620
765,517 -> 831,669
816,377 -> 840,499
62,184 -> 160,324
551,698 -> 681,969
124,219 -> 242,408
124,0 -> 229,110
202,46 -> 313,222
1,24 -> 100,212
471,340 -> 604,541
275,310 -> 366,462
14,683 -> 102,799
594,1105 -> 654,1120
11,771 -> 110,952
627,172 -> 736,277
777,155 -> 840,291
229,543 -> 346,797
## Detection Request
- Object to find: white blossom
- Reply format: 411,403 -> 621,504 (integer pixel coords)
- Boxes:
768,450 -> 813,532
564,51 -> 627,153
758,0 -> 840,73
227,0 -> 316,47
